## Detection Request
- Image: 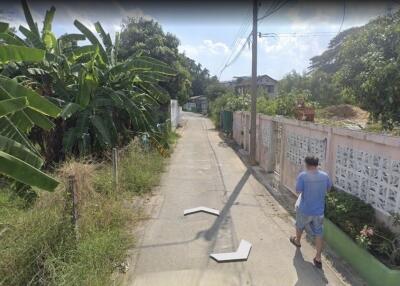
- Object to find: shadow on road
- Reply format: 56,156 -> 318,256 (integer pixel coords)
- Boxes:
202,169 -> 251,241
293,245 -> 328,286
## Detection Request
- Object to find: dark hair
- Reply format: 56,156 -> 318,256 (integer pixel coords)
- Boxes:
305,156 -> 319,167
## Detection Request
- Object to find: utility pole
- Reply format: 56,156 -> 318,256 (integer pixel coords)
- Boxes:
249,0 -> 258,165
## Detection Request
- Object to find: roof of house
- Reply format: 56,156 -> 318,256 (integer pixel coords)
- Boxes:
234,74 -> 277,84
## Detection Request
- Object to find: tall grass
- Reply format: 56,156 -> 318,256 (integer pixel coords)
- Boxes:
0,139 -> 172,285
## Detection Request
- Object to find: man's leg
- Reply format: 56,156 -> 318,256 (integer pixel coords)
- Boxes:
292,211 -> 306,245
315,236 -> 323,262
295,227 -> 303,245
311,215 -> 324,263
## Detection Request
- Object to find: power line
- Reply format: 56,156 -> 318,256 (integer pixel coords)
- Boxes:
337,0 -> 346,34
217,5 -> 252,77
258,0 -> 291,22
259,32 -> 338,38
219,32 -> 252,79
219,0 -> 286,79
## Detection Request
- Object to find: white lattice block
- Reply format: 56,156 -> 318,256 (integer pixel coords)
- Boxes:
334,145 -> 400,214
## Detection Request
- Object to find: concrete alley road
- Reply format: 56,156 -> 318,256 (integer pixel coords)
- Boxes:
125,112 -> 349,286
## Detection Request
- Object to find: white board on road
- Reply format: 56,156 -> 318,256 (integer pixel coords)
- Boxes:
183,206 -> 220,216
210,240 -> 252,262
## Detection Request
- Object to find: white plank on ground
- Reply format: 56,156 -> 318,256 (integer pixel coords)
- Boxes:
183,206 -> 220,216
210,240 -> 252,262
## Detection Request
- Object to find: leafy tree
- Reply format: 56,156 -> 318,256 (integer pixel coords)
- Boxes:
332,13 -> 400,128
205,76 -> 229,101
0,0 -> 176,191
118,18 -> 190,104
0,18 -> 60,191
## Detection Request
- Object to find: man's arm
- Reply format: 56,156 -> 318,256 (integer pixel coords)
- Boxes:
295,173 -> 305,197
326,175 -> 333,192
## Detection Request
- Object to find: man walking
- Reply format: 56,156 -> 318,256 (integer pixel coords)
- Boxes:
290,156 -> 332,269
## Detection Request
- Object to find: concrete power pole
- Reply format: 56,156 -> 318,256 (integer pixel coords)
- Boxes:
249,0 -> 258,165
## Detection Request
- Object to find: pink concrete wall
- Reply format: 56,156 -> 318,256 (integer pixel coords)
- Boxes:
232,111 -> 400,221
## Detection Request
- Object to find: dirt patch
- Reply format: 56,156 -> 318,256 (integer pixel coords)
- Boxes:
316,104 -> 370,129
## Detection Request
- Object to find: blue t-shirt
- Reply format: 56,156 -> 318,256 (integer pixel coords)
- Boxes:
296,170 -> 332,216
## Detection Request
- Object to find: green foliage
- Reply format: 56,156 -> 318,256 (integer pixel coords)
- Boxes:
282,11 -> 400,130
325,190 -> 375,238
209,92 -> 248,127
326,190 -> 399,267
118,142 -> 165,194
118,17 -> 213,105
0,140 -> 169,285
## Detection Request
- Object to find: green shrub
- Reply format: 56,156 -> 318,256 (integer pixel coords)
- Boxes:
326,190 -> 400,268
325,190 -> 375,238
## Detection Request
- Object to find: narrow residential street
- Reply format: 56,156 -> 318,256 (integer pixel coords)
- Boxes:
125,112 -> 350,286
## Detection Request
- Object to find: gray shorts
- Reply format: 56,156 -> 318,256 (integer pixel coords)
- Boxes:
296,211 -> 324,237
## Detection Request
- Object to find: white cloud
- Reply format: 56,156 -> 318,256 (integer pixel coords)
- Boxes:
179,39 -> 231,58
202,39 -> 230,55
178,44 -> 200,58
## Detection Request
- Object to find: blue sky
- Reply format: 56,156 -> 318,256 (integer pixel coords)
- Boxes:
1,1 -> 398,81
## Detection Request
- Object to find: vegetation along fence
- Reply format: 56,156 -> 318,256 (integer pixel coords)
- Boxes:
233,111 -> 400,229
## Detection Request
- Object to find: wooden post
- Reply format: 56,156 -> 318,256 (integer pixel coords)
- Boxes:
112,147 -> 118,191
67,175 -> 79,238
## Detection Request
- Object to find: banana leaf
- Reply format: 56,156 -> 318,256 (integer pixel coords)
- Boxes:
21,0 -> 40,38
94,22 -> 112,51
60,102 -> 82,119
24,109 -> 55,130
0,135 -> 43,168
0,45 -> 45,63
0,150 -> 58,191
91,114 -> 117,146
73,20 -> 108,64
0,76 -> 61,117
0,33 -> 26,46
58,33 -> 86,43
0,97 -> 28,117
19,25 -> 45,49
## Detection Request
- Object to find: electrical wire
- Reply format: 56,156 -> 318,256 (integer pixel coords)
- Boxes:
259,32 -> 338,38
258,0 -> 291,22
219,32 -> 252,78
337,0 -> 346,34
219,0 -> 292,79
217,4 -> 252,77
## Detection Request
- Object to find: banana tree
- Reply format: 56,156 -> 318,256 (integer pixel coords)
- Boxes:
2,0 -> 176,160
0,35 -> 60,191
59,20 -> 176,155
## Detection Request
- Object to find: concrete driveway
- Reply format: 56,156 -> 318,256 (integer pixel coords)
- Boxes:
124,112 -> 353,286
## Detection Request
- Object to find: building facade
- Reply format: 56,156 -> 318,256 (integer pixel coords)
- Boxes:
223,74 -> 278,97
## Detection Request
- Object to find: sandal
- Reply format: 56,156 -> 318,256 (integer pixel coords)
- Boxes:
313,258 -> 322,269
289,236 -> 301,248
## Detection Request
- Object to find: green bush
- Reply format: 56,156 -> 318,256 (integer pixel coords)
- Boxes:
326,190 -> 400,268
325,190 -> 375,238
209,92 -> 249,127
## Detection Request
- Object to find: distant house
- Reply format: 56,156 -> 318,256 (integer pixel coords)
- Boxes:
226,74 -> 278,97
184,95 -> 208,114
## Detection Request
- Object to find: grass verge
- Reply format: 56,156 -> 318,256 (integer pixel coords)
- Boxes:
0,136 -> 176,285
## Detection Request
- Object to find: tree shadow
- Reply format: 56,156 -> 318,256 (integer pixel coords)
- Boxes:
293,248 -> 328,286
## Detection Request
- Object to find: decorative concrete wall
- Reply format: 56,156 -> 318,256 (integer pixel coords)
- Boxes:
232,111 -> 400,220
